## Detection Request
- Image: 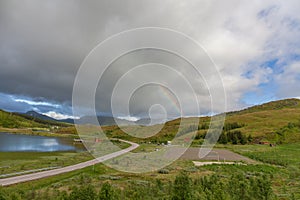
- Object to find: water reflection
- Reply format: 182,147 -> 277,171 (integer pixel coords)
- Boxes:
0,132 -> 84,152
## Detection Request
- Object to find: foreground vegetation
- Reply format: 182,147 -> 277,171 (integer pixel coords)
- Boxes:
0,161 -> 281,200
100,99 -> 300,146
0,143 -> 299,200
0,172 -> 276,200
0,99 -> 299,199
0,151 -> 92,176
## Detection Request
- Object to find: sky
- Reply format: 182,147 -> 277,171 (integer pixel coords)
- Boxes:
0,0 -> 300,120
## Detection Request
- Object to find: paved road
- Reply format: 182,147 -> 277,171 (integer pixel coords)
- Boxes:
0,139 -> 139,186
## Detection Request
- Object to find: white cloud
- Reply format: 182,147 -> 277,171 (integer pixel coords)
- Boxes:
275,61 -> 300,98
118,116 -> 140,122
14,99 -> 60,108
1,0 -> 300,116
42,111 -> 79,120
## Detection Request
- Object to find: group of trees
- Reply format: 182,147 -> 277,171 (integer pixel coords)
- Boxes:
0,182 -> 118,200
0,172 -> 276,200
275,122 -> 300,144
219,130 -> 252,145
198,122 -> 244,131
176,125 -> 198,137
172,172 -> 274,200
195,122 -> 251,145
195,130 -> 252,145
223,122 -> 244,131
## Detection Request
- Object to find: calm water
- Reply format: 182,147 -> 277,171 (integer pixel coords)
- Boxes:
0,132 -> 84,152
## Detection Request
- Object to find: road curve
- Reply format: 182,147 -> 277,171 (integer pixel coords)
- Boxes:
0,139 -> 139,186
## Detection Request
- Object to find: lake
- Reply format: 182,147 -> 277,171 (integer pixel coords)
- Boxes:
0,132 -> 84,152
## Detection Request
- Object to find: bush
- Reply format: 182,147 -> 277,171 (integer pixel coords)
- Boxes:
99,182 -> 119,200
68,185 -> 97,200
158,169 -> 170,174
172,172 -> 193,200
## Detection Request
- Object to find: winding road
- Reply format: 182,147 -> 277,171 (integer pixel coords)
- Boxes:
0,139 -> 139,186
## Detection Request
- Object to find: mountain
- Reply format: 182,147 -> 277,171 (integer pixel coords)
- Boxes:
25,111 -> 57,121
135,118 -> 171,125
76,116 -> 167,126
21,111 -> 141,126
59,118 -> 74,124
22,111 -> 74,124
76,116 -> 134,126
105,98 -> 300,144
1,98 -> 300,143
227,98 -> 300,115
0,109 -> 68,128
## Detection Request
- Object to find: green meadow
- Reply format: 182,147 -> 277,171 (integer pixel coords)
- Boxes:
0,99 -> 299,199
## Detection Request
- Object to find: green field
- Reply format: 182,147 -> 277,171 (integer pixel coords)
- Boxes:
0,99 -> 300,199
0,151 -> 93,176
0,142 -> 299,199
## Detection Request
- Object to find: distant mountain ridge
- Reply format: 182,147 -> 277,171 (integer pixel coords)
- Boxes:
227,98 -> 300,116
23,111 -> 74,124
0,109 -> 69,128
25,111 -> 58,121
1,98 -> 300,132
20,111 -> 145,126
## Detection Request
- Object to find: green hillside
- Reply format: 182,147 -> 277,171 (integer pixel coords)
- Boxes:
0,109 -> 69,129
106,98 -> 300,144
1,98 -> 299,142
227,98 -> 300,115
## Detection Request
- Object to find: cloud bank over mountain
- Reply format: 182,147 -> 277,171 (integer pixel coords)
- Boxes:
0,0 -> 299,119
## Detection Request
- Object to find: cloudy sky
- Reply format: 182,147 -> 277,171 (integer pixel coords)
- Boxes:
0,0 -> 300,120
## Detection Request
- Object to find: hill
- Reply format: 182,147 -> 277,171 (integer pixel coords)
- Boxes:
1,98 -> 300,143
23,111 -> 75,124
25,111 -> 58,122
106,98 -> 300,144
0,109 -> 47,129
76,116 -> 134,126
227,98 -> 300,115
0,109 -> 70,129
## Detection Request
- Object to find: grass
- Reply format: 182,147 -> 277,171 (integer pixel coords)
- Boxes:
0,143 -> 299,199
0,151 -> 93,175
222,143 -> 300,167
0,158 -> 288,199
0,110 -> 70,129
2,98 -> 300,142
218,143 -> 300,199
98,99 -> 300,146
1,99 -> 300,199
0,139 -> 130,176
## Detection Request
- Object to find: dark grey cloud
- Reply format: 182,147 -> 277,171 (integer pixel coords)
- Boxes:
0,0 -> 300,118
0,0 -> 169,104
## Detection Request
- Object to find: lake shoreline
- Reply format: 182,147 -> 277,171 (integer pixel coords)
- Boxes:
0,127 -> 76,138
0,132 -> 84,152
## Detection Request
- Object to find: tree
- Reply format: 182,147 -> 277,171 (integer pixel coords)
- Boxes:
172,172 -> 193,200
68,185 -> 97,200
247,135 -> 253,143
232,134 -> 238,144
218,132 -> 228,144
199,123 -> 209,130
98,182 -> 118,200
240,134 -> 248,145
250,175 -> 273,200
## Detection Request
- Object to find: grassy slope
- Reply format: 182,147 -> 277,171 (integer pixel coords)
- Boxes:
0,99 -> 299,199
0,110 -> 48,128
1,98 -> 299,141
0,109 -> 75,136
226,98 -> 300,137
106,98 -> 300,143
